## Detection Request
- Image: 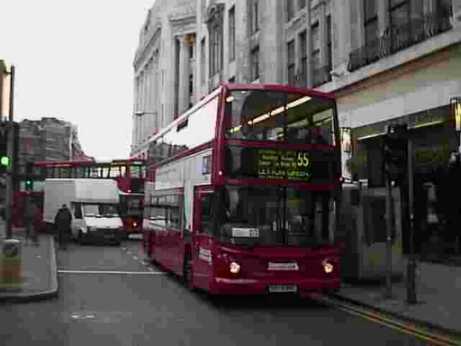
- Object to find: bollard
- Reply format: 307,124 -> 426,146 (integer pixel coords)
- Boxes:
0,238 -> 22,290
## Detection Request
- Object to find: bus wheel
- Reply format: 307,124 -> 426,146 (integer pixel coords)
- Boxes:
183,254 -> 194,291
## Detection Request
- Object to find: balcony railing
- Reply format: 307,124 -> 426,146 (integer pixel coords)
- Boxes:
348,12 -> 452,72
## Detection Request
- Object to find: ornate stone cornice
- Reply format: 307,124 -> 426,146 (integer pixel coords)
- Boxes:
134,23 -> 162,70
206,3 -> 225,26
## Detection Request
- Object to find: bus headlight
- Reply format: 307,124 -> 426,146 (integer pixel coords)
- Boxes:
229,261 -> 240,274
322,259 -> 334,274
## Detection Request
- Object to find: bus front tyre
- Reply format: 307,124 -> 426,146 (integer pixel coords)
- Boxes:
183,254 -> 194,291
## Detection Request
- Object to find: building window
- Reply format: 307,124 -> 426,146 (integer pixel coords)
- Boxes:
389,0 -> 410,52
189,74 -> 193,97
311,22 -> 320,86
209,24 -> 223,76
286,0 -> 295,22
298,31 -> 307,86
250,0 -> 259,34
298,0 -> 306,10
200,38 -> 206,84
287,40 -> 295,85
250,46 -> 260,81
364,0 -> 378,47
229,6 -> 236,61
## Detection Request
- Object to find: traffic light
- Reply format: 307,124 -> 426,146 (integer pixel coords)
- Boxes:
25,179 -> 33,191
383,124 -> 408,184
25,161 -> 34,191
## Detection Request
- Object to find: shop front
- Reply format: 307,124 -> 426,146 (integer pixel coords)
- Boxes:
348,104 -> 460,256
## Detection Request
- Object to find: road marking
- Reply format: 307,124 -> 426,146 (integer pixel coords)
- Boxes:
311,294 -> 460,346
58,270 -> 166,275
71,313 -> 95,320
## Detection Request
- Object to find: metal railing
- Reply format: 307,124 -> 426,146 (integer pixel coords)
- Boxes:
348,12 -> 452,72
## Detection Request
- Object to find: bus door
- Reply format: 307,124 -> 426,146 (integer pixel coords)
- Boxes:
192,188 -> 214,290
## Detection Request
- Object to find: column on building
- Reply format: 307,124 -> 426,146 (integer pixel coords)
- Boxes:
377,0 -> 389,36
154,58 -> 160,132
350,0 -> 365,52
306,2 -> 314,87
331,0 -> 352,75
453,0 -> 461,27
178,34 -> 191,115
138,71 -> 144,145
136,74 -> 141,147
318,0 -> 328,78
318,1 -> 327,67
132,76 -> 139,149
143,67 -> 149,141
146,60 -> 153,139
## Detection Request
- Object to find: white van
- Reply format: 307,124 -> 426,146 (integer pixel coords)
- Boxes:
43,179 -> 123,245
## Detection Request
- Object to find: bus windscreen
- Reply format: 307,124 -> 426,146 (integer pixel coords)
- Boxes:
214,186 -> 332,247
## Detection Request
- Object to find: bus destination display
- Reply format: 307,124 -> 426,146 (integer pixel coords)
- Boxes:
257,149 -> 310,181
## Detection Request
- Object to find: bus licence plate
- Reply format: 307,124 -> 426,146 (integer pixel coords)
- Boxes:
268,285 -> 298,293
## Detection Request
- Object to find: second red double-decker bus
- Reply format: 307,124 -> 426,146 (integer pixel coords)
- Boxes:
143,83 -> 342,296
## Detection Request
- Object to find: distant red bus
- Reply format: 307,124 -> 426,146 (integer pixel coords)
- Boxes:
142,83 -> 342,296
13,159 -> 145,237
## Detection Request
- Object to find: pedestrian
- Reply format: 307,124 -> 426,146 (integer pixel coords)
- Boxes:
24,198 -> 39,246
54,204 -> 72,250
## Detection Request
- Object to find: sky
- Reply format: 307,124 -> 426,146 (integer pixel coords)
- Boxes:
0,0 -> 155,161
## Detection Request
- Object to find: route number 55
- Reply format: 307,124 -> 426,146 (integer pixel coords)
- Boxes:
297,153 -> 309,167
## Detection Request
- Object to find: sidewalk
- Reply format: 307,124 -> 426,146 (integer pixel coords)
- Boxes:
0,221 -> 58,302
334,258 -> 461,337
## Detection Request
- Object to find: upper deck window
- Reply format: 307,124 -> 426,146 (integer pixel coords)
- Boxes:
225,90 -> 335,145
148,96 -> 219,164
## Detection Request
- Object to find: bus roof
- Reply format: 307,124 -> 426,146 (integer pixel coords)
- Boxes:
221,83 -> 336,100
34,158 -> 145,167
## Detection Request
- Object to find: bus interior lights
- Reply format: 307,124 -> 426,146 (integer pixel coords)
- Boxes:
246,95 -> 312,127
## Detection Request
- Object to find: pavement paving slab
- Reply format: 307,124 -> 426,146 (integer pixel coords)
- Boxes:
333,259 -> 461,338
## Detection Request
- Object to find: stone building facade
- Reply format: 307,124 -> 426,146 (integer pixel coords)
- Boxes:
132,0 -> 197,157
131,0 -> 461,179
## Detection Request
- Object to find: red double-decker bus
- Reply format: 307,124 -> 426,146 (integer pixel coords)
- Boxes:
13,159 -> 145,237
142,83 -> 342,296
